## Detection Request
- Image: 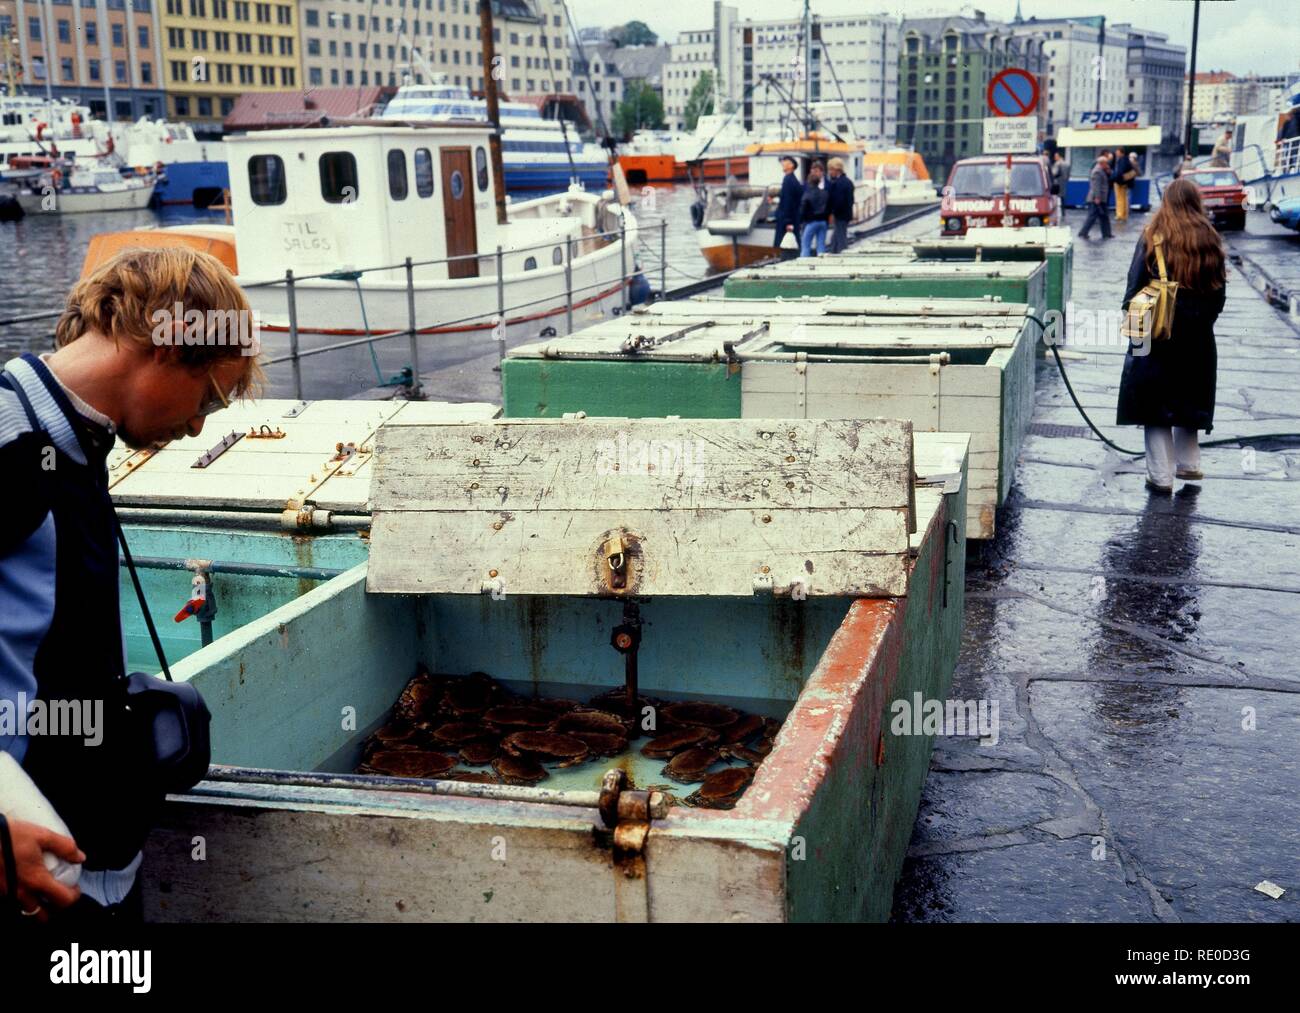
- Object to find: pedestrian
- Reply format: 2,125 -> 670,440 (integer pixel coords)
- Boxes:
1113,146 -> 1137,221
0,247 -> 261,924
771,155 -> 803,258
799,160 -> 830,257
826,156 -> 855,254
1209,128 -> 1232,168
1049,150 -> 1066,197
1078,153 -> 1113,239
1116,177 -> 1227,494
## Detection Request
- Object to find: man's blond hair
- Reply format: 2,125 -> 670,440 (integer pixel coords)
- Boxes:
827,157 -> 845,172
55,246 -> 263,398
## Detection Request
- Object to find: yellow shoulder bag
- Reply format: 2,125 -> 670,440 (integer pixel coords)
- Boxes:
1122,235 -> 1179,343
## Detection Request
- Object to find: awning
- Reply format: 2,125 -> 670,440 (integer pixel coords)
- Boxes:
1055,126 -> 1163,148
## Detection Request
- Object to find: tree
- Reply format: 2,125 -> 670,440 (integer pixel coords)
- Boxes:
684,71 -> 715,132
612,81 -> 665,138
608,21 -> 658,48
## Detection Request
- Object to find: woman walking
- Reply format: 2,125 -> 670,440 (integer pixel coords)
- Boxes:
1116,177 -> 1227,494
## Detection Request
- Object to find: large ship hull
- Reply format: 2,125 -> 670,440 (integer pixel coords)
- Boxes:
503,159 -> 609,192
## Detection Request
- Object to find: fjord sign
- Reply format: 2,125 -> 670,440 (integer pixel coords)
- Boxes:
987,68 -> 1040,118
983,116 -> 1038,154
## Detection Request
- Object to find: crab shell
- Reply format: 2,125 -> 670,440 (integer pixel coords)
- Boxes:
567,730 -> 629,757
641,727 -> 720,759
687,766 -> 755,809
483,705 -> 556,731
432,721 -> 496,746
501,730 -> 591,766
442,675 -> 494,716
393,674 -> 440,723
459,741 -> 499,766
719,713 -> 765,745
361,750 -> 457,779
551,709 -> 628,736
492,755 -> 549,785
663,747 -> 720,784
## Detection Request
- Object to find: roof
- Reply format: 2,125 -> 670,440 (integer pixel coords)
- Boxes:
1056,125 -> 1162,147
223,87 -> 395,131
608,45 -> 672,85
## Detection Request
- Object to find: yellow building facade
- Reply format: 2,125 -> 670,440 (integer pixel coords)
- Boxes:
158,0 -> 301,127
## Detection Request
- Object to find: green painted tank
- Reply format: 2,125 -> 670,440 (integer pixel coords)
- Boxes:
140,417 -> 970,922
723,259 -> 1049,326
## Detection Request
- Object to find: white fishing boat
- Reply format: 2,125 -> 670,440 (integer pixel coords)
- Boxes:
695,134 -> 887,271
1230,84 -> 1300,208
0,95 -> 108,174
863,149 -> 942,219
85,122 -> 639,368
111,118 -> 228,207
11,156 -> 155,213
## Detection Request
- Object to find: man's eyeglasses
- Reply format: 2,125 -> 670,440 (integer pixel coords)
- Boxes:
198,371 -> 232,417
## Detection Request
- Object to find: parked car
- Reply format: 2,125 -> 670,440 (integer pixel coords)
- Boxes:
1268,195 -> 1300,233
1183,167 -> 1249,231
939,156 -> 1059,236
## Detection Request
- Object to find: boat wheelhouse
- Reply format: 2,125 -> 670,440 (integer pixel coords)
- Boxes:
1230,85 -> 1300,208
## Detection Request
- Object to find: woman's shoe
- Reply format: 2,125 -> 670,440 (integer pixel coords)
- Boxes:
1176,468 -> 1204,480
1145,478 -> 1174,495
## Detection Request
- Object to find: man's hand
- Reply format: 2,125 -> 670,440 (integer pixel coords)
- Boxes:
785,224 -> 794,232
0,819 -> 83,922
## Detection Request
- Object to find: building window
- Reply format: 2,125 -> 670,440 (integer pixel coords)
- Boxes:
112,23 -> 124,46
28,16 -> 40,40
61,57 -> 74,81
57,19 -> 70,43
141,61 -> 152,83
414,148 -> 434,197
221,97 -> 235,115
305,8 -> 318,26
387,149 -> 408,200
198,97 -> 212,117
174,96 -> 189,116
116,60 -> 127,82
89,59 -> 101,81
309,66 -> 323,86
320,152 -> 359,204
86,22 -> 97,44
281,66 -> 294,86
139,25 -> 149,47
248,154 -> 286,205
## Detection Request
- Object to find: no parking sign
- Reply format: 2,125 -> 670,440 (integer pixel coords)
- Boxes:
987,68 -> 1040,118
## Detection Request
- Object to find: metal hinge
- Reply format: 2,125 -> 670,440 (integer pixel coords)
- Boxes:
597,769 -> 667,923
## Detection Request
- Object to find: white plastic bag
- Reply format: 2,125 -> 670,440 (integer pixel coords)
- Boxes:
0,751 -> 82,888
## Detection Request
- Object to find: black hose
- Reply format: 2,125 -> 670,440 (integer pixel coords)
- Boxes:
1028,315 -> 1300,457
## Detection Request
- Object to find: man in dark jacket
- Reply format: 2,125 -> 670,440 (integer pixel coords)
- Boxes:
1078,155 -> 1113,239
771,156 -> 803,256
799,160 -> 831,256
826,157 -> 855,253
1,247 -> 259,923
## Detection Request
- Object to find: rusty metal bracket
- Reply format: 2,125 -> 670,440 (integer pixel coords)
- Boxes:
282,401 -> 308,418
943,519 -> 959,608
246,424 -> 286,440
191,431 -> 243,469
597,769 -> 667,922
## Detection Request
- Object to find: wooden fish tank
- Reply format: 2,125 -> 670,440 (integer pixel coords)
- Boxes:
110,398 -> 497,669
141,416 -> 970,922
501,299 -> 1032,538
722,260 -> 1049,326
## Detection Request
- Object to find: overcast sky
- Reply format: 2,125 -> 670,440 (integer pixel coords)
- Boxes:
567,0 -> 1298,78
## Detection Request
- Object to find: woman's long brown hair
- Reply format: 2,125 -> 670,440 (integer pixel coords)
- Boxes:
1143,177 -> 1226,291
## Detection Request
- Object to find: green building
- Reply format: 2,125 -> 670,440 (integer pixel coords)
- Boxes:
897,12 -> 1049,185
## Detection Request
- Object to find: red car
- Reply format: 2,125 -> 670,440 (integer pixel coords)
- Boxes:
1183,167 -> 1248,231
940,156 -> 1059,235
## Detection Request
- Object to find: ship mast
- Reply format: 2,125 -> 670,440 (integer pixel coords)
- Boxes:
803,0 -> 812,134
477,0 -> 508,225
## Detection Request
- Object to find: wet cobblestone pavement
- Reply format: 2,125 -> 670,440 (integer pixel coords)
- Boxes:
893,210 -> 1300,923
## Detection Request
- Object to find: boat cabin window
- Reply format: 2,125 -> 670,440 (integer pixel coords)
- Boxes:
414,148 -> 434,197
475,146 -> 489,191
319,151 -> 359,204
551,247 -> 563,265
387,148 -> 408,200
248,154 -> 287,205
523,256 -> 537,270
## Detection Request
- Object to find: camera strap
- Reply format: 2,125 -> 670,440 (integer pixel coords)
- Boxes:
1,366 -> 172,682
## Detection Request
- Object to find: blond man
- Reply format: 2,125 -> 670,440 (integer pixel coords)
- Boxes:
0,247 -> 259,924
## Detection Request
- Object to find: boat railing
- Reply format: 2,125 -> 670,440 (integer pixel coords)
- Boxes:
262,215 -> 670,400
6,217 -> 672,403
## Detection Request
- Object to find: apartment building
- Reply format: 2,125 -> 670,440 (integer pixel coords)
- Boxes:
157,0 -> 301,127
1,0 -> 165,119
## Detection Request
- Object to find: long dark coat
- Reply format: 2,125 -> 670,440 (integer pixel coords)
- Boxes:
1115,239 -> 1226,432
771,172 -> 804,247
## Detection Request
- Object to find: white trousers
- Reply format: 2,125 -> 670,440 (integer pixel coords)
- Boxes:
1144,426 -> 1201,486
